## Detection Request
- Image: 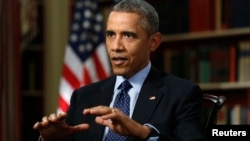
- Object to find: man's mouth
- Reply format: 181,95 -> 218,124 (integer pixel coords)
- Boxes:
112,57 -> 128,65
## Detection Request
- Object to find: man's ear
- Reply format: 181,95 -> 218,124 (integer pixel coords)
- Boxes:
149,32 -> 162,52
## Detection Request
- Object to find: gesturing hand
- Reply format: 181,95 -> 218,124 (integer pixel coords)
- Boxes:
33,112 -> 90,141
83,106 -> 150,140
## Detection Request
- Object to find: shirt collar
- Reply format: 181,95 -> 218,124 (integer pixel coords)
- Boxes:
115,62 -> 151,92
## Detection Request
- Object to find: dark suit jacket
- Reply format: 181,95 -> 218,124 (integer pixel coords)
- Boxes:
64,67 -> 207,141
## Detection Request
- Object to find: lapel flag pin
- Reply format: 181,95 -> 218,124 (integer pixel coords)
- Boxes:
149,96 -> 156,100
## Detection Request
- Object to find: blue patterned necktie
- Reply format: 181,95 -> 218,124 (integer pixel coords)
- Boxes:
105,80 -> 132,141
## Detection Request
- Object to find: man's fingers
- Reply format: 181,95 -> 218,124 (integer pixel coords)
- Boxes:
42,116 -> 49,122
57,112 -> 67,120
83,106 -> 113,115
33,116 -> 48,130
95,116 -> 113,127
73,124 -> 90,132
33,113 -> 64,130
33,122 -> 40,129
95,116 -> 105,125
48,113 -> 57,121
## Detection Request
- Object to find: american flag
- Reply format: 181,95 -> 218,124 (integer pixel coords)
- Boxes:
57,0 -> 111,113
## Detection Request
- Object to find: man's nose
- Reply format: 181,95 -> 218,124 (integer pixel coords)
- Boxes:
112,37 -> 124,51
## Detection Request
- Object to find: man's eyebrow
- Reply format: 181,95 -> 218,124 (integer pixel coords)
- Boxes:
105,30 -> 114,34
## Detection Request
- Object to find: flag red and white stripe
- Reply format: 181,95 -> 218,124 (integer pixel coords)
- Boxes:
57,0 -> 111,113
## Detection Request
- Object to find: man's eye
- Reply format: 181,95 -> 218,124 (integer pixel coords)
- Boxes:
124,33 -> 136,38
106,32 -> 115,38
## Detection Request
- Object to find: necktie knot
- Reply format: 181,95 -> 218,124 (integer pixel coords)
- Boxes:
118,80 -> 132,93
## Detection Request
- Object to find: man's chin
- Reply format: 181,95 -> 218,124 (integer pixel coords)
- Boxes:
112,68 -> 128,76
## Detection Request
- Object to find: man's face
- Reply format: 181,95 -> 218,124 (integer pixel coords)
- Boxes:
106,12 -> 154,78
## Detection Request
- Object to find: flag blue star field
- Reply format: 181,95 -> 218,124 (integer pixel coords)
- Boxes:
58,0 -> 111,113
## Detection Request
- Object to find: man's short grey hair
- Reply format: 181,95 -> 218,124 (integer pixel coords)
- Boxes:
111,0 -> 159,35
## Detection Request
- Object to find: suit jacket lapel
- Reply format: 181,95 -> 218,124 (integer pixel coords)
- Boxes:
89,76 -> 116,141
132,67 -> 165,124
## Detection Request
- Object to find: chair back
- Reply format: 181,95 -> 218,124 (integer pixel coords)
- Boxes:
202,94 -> 226,128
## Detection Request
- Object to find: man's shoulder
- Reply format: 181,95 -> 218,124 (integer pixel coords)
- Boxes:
150,67 -> 197,86
76,75 -> 116,91
164,74 -> 199,90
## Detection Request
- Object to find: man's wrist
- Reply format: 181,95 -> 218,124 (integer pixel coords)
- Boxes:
144,124 -> 160,140
138,125 -> 151,140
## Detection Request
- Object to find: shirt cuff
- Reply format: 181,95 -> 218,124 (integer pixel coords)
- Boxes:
144,123 -> 160,140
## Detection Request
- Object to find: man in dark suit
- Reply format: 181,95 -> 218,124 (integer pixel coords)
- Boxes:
33,0 -> 206,140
